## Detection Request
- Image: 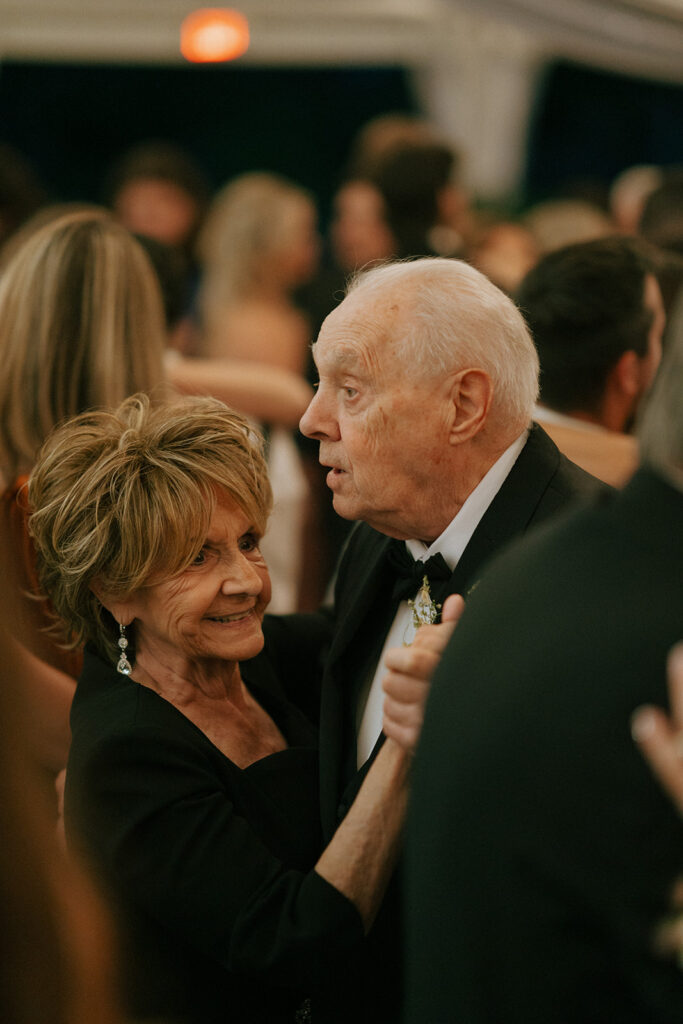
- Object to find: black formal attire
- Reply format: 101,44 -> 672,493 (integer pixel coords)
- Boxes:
65,645 -> 363,1024
265,423 -> 605,1023
406,466 -> 683,1023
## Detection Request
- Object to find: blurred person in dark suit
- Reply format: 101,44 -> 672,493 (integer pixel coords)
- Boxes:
405,289 -> 683,1024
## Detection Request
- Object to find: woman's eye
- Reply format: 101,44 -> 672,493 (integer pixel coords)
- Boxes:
191,550 -> 207,566
344,387 -> 358,399
239,533 -> 259,553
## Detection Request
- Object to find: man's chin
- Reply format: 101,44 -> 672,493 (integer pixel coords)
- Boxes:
331,494 -> 358,522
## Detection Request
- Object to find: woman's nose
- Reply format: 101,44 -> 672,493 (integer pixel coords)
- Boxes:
220,553 -> 263,596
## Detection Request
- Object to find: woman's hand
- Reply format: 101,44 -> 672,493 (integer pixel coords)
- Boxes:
382,594 -> 465,753
632,644 -> 683,815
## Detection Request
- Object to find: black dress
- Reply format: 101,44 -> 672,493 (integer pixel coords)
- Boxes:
65,647 -> 363,1024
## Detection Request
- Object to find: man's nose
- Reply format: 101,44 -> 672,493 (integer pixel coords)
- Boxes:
299,388 -> 338,441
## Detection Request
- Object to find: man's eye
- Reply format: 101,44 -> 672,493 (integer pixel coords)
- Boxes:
344,387 -> 358,399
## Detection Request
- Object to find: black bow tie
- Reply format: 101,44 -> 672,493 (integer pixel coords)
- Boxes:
385,540 -> 452,603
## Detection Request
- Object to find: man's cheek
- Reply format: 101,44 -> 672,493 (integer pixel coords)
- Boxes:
362,404 -> 388,454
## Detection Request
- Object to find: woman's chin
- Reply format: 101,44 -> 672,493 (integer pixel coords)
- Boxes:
200,618 -> 265,663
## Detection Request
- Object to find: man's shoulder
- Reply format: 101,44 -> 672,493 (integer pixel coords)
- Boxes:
467,423 -> 606,554
464,466 -> 679,610
522,421 -> 609,510
538,415 -> 638,488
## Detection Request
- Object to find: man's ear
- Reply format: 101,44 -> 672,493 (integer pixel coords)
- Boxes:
611,349 -> 642,399
89,579 -> 134,626
447,368 -> 493,445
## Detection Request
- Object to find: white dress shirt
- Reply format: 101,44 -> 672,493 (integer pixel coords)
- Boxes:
355,429 -> 529,767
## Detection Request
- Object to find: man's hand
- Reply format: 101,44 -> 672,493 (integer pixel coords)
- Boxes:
632,644 -> 683,966
382,594 -> 465,753
632,644 -> 683,815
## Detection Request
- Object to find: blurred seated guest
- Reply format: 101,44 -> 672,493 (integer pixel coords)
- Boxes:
29,393 -> 413,1024
469,217 -> 539,294
330,178 -> 396,273
609,164 -> 662,236
517,236 -> 666,485
371,140 -> 466,259
346,112 -> 440,178
297,111 -> 436,341
639,168 -> 683,258
105,140 -> 210,257
198,172 -> 321,611
0,209 -> 312,791
105,141 -> 212,354
0,142 -> 47,255
134,230 -> 195,353
405,278 -> 683,1024
523,198 -> 615,254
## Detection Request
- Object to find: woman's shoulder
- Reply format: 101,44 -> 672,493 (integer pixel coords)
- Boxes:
73,647 -> 205,751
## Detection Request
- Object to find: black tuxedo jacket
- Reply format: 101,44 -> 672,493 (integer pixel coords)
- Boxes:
321,423 -> 604,834
265,424 -> 605,1023
406,467 -> 683,1023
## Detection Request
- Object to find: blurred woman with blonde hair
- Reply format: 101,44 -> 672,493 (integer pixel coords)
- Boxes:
198,173 -> 321,612
198,172 -> 319,373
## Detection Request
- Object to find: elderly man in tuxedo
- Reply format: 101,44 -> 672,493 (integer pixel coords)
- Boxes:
404,291 -> 683,1022
265,257 -> 603,1023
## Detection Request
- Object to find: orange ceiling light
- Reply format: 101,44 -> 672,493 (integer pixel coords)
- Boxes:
181,9 -> 250,63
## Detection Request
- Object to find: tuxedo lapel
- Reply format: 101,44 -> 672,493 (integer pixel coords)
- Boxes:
442,424 -> 562,600
326,533 -> 395,665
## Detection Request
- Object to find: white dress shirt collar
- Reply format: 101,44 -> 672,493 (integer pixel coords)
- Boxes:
405,428 -> 529,570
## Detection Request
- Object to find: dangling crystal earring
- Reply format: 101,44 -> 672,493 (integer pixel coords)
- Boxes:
116,622 -> 132,675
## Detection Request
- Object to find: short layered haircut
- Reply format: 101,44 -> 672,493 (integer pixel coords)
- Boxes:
28,394 -> 272,664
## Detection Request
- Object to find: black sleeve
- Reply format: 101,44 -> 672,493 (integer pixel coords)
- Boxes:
74,726 -> 363,989
262,610 -> 334,724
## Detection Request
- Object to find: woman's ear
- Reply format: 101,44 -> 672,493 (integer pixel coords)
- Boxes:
88,580 -> 134,626
447,368 -> 493,445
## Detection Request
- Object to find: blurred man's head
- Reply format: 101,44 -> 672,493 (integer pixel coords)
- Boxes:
517,237 -> 665,433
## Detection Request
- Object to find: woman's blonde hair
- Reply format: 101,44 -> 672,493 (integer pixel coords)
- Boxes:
198,172 -> 313,326
28,393 -> 272,663
0,209 -> 167,481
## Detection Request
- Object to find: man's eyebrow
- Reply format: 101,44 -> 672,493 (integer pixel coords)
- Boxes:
311,342 -> 365,374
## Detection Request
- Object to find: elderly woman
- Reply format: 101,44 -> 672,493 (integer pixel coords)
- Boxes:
28,393 -> 411,1024
0,208 -> 312,793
